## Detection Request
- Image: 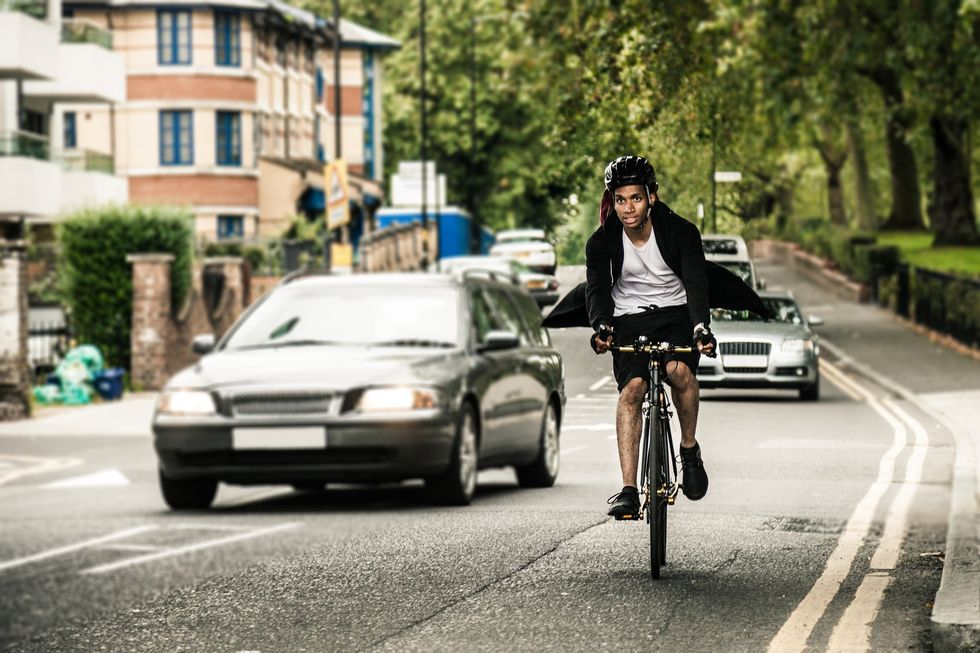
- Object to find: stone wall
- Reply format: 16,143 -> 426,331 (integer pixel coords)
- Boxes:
0,246 -> 30,419
128,254 -> 249,390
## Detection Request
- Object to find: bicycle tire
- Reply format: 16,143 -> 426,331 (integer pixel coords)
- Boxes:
658,419 -> 669,566
648,409 -> 663,579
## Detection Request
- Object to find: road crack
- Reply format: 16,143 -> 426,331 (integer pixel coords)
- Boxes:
361,517 -> 609,652
713,547 -> 741,572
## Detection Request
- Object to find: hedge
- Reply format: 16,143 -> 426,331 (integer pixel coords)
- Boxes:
58,205 -> 194,367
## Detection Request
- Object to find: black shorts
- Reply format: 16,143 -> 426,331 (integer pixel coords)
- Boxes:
611,306 -> 700,392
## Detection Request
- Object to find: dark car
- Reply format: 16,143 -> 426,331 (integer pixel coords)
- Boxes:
153,272 -> 565,510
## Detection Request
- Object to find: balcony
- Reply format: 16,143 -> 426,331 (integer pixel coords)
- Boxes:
0,132 -> 126,218
23,19 -> 125,102
0,7 -> 58,80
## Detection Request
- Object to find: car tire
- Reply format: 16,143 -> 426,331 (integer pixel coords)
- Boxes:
426,403 -> 479,505
799,377 -> 820,401
515,401 -> 560,488
159,470 -> 218,510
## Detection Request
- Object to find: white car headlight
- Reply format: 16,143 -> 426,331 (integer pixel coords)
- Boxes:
356,387 -> 440,413
781,338 -> 814,352
157,390 -> 217,416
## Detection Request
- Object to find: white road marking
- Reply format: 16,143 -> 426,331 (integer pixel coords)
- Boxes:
562,423 -> 615,432
97,543 -> 166,553
0,526 -> 157,572
825,399 -> 931,653
575,393 -> 586,400
821,361 -> 865,402
0,455 -> 82,486
43,469 -> 129,488
768,369 -> 908,653
589,376 -> 612,391
80,522 -> 301,575
560,446 -> 590,456
756,439 -> 882,450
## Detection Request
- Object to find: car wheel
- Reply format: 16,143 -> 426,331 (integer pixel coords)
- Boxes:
426,403 -> 479,505
158,470 -> 217,510
515,401 -> 560,488
799,376 -> 820,401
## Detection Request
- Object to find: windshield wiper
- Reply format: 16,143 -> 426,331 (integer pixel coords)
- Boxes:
234,339 -> 346,351
372,339 -> 456,348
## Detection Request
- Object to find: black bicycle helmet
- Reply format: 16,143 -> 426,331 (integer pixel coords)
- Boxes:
604,155 -> 658,193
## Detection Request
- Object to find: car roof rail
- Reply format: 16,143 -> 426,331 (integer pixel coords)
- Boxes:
457,268 -> 516,285
278,267 -> 333,286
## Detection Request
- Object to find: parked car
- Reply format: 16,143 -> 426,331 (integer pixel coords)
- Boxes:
489,228 -> 557,275
696,290 -> 823,400
437,255 -> 560,307
153,272 -> 565,510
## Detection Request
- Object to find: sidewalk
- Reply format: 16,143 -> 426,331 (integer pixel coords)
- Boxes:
0,393 -> 157,438
757,256 -> 980,652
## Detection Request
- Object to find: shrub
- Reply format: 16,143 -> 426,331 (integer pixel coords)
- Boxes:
58,205 -> 193,367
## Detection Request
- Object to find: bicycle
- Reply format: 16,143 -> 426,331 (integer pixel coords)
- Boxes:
611,336 -> 693,579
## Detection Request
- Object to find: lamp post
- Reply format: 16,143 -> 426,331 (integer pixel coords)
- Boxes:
323,0 -> 341,273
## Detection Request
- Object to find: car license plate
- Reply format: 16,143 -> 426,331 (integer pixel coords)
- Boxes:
721,354 -> 768,369
527,280 -> 546,289
232,427 -> 326,449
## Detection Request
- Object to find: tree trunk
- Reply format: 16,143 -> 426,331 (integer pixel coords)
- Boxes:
928,114 -> 979,246
846,118 -> 877,232
867,66 -> 925,231
814,125 -> 848,226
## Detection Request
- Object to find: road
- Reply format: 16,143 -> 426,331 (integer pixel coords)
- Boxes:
1,259 -> 976,652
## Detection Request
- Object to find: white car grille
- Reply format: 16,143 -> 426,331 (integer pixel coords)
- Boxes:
224,392 -> 340,417
720,341 -> 771,356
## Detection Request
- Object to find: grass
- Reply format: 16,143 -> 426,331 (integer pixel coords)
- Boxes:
877,231 -> 980,278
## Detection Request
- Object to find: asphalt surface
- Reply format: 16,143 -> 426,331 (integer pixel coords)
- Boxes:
0,260 -> 972,652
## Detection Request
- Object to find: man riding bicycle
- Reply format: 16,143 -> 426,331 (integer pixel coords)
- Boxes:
587,155 -> 716,518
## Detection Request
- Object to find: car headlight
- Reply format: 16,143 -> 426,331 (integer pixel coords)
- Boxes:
157,390 -> 217,416
356,387 -> 441,413
781,338 -> 814,352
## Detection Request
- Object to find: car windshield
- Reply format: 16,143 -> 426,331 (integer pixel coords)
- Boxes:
711,298 -> 804,324
224,284 -> 461,349
441,258 -> 509,274
703,239 -> 740,255
717,261 -> 753,285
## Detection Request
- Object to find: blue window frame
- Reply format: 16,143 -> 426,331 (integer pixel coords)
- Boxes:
315,67 -> 324,102
63,112 -> 77,149
214,11 -> 240,67
157,10 -> 191,65
362,51 -> 376,178
216,111 -> 241,166
159,110 -> 193,165
217,215 -> 244,240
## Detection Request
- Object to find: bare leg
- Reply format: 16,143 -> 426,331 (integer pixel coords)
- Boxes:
667,361 -> 699,448
616,377 -> 647,486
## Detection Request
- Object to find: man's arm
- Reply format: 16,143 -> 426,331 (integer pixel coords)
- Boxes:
584,231 -> 615,332
677,221 -> 711,330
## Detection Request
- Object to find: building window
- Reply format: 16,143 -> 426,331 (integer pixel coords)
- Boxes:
23,109 -> 45,136
158,10 -> 192,65
315,67 -> 324,102
362,51 -> 376,178
159,110 -> 193,165
216,111 -> 241,166
217,215 -> 244,240
214,11 -> 240,67
64,112 -> 77,148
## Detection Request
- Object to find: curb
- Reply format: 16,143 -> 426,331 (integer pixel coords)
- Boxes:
820,339 -> 980,652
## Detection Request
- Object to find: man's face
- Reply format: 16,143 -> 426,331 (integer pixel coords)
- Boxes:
613,184 -> 651,230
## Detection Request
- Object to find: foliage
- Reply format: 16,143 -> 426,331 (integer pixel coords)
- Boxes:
877,232 -> 980,278
57,205 -> 193,367
203,241 -> 267,272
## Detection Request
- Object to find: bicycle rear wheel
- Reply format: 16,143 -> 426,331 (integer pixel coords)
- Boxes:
648,412 -> 663,579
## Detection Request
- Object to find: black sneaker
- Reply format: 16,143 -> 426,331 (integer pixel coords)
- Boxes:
679,442 -> 709,500
607,486 -> 640,519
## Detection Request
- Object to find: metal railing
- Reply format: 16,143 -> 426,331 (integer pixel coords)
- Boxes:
59,149 -> 115,174
0,130 -> 50,160
1,0 -> 46,19
61,18 -> 113,49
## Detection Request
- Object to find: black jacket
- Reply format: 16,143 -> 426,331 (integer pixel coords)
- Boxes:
543,201 -> 769,330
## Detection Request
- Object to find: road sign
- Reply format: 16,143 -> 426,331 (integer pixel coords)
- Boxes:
325,159 -> 350,230
714,171 -> 742,183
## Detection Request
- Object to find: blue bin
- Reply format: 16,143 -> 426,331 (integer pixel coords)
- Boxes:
93,368 -> 125,400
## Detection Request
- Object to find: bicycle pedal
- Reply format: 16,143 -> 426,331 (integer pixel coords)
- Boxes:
614,513 -> 642,521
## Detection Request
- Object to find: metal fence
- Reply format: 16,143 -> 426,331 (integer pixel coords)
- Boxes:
883,264 -> 980,349
28,319 -> 72,378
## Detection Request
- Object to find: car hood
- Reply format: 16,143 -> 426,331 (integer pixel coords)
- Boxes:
711,321 -> 814,340
166,345 -> 467,391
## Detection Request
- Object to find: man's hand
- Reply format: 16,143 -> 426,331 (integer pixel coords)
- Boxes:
593,324 -> 614,354
694,324 -> 717,357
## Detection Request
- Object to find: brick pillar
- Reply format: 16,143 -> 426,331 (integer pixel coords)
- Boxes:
0,246 -> 30,419
204,256 -> 247,318
127,253 -> 174,391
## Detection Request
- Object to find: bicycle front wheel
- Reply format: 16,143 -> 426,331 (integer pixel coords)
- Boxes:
648,412 -> 664,579
657,419 -> 670,566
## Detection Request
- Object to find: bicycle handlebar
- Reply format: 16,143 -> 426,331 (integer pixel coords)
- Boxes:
612,342 -> 694,354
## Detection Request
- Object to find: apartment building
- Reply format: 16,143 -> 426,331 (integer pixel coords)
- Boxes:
62,0 -> 398,243
0,0 -> 127,235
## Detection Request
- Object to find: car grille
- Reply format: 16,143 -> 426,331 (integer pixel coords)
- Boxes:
723,366 -> 768,374
720,341 -> 771,356
222,392 -> 340,417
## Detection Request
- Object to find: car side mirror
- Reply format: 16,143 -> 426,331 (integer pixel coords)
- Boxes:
191,334 -> 216,354
480,330 -> 520,352
807,315 -> 824,327
757,278 -> 767,290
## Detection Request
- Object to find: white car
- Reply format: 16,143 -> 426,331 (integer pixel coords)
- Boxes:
702,234 -> 766,290
490,229 -> 556,275
437,255 -> 560,307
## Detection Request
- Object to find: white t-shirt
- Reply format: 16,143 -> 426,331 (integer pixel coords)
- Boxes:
612,229 -> 687,316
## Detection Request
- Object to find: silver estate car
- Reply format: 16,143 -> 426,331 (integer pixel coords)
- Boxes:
696,291 -> 823,400
438,255 -> 560,307
153,272 -> 565,510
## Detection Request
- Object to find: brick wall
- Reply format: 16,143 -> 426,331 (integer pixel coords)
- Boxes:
0,248 -> 30,420
130,175 -> 259,206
